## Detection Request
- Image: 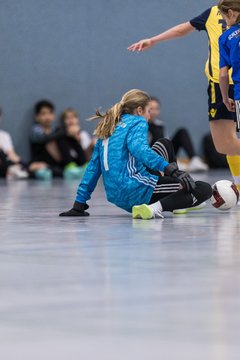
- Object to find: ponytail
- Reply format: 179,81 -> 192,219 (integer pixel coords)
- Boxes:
90,89 -> 151,139
91,102 -> 124,139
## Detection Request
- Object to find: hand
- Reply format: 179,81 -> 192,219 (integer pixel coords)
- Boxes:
164,163 -> 196,192
128,38 -> 155,52
175,170 -> 196,192
223,98 -> 235,112
59,202 -> 89,217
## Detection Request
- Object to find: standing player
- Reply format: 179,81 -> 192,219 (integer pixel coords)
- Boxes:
128,5 -> 240,191
60,89 -> 212,220
219,0 -> 240,120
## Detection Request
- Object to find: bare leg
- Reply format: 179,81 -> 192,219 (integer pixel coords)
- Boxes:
210,120 -> 240,155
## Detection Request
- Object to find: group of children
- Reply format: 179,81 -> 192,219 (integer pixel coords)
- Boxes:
0,97 -> 209,181
0,101 -> 94,180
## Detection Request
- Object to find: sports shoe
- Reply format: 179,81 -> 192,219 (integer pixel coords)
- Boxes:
132,204 -> 164,220
35,168 -> 53,180
188,156 -> 209,173
7,165 -> 29,180
64,163 -> 86,180
173,202 -> 207,215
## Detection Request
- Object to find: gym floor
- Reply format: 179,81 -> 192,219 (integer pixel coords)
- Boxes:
1,171 -> 240,360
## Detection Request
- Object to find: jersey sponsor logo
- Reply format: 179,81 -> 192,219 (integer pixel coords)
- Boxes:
228,28 -> 240,40
210,108 -> 217,118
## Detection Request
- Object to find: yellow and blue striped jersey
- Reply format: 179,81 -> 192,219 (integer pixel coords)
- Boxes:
190,5 -> 233,84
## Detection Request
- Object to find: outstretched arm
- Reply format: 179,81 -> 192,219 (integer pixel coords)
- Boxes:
128,22 -> 195,52
128,7 -> 211,52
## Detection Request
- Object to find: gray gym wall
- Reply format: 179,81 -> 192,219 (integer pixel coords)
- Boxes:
0,0 -> 213,159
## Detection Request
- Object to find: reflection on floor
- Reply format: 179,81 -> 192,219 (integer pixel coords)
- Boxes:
0,171 -> 240,360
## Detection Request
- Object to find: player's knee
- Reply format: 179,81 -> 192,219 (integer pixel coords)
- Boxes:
152,138 -> 172,156
214,141 -> 227,154
154,137 -> 170,145
194,181 -> 213,202
155,138 -> 173,149
213,135 -> 235,155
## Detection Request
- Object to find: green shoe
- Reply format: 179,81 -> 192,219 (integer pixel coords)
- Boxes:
64,164 -> 86,180
132,204 -> 164,220
64,162 -> 78,171
173,208 -> 188,215
173,202 -> 207,215
132,204 -> 154,220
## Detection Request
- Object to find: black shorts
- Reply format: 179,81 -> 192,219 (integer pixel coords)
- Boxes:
208,81 -> 236,122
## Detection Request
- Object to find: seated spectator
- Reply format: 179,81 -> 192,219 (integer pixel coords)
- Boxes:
0,107 -> 28,179
59,108 -> 94,162
30,100 -> 86,180
149,97 -> 208,172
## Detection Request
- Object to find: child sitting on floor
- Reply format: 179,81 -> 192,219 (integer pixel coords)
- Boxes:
59,108 -> 94,162
30,100 -> 86,180
0,107 -> 29,179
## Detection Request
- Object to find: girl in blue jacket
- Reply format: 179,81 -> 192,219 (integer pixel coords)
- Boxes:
60,89 -> 212,219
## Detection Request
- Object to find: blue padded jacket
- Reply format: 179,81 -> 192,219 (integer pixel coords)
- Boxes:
75,114 -> 169,212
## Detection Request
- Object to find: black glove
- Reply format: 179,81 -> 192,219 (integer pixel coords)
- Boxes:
59,201 -> 90,217
164,162 -> 196,192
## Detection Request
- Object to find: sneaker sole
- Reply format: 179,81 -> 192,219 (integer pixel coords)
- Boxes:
173,202 -> 207,215
173,209 -> 188,215
132,205 -> 154,220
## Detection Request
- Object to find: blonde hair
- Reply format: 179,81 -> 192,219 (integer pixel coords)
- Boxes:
218,0 -> 240,23
91,89 -> 151,139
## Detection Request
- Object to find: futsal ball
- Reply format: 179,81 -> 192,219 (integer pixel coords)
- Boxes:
211,180 -> 239,211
